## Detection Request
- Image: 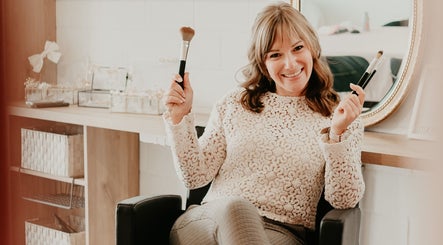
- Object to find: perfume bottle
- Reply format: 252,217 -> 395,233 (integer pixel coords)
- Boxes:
363,12 -> 370,32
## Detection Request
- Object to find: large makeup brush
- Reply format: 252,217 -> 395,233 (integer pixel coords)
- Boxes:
177,26 -> 195,88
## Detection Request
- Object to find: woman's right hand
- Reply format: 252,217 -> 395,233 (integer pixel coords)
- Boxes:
164,72 -> 193,124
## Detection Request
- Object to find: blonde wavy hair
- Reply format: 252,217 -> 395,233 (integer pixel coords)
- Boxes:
240,2 -> 339,116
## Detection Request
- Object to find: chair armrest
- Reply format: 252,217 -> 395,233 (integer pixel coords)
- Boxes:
318,207 -> 361,245
116,195 -> 184,245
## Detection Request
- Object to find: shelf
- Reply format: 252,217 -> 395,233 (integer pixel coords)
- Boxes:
23,194 -> 85,209
13,166 -> 86,209
10,166 -> 86,186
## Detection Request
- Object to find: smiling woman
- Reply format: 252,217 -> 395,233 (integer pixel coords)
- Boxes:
264,36 -> 312,97
297,0 -> 423,126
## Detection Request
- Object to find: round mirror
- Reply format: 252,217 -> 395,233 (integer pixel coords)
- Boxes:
298,0 -> 423,126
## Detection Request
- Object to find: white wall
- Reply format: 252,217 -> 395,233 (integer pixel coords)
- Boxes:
302,0 -> 410,29
56,0 -> 279,112
56,0 -> 442,244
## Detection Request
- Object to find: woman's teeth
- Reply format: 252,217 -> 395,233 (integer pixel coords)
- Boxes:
283,70 -> 302,78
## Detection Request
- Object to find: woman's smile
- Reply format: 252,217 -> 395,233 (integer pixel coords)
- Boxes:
282,68 -> 303,78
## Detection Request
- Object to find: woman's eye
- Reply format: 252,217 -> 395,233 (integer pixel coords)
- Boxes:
269,53 -> 280,59
294,45 -> 304,51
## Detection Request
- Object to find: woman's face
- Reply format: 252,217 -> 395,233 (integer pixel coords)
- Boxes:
264,30 -> 313,96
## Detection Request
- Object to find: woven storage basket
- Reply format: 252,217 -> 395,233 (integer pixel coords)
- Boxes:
25,215 -> 85,245
21,125 -> 84,177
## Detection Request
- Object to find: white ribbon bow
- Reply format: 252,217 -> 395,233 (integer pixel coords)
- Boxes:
28,41 -> 62,73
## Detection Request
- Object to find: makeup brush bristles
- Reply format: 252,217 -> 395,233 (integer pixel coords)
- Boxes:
177,26 -> 195,88
180,26 -> 195,42
376,50 -> 383,58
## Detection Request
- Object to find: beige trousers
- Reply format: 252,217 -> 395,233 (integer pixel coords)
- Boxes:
169,197 -> 305,245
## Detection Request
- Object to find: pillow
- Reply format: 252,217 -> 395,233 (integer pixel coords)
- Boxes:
326,56 -> 369,92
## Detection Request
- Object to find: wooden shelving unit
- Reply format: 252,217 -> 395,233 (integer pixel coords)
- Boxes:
7,104 -> 140,245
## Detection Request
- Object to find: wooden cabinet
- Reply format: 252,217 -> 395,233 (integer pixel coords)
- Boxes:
7,104 -> 140,244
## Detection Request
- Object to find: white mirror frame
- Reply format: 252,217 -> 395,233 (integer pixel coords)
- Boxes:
361,0 -> 423,126
293,0 -> 423,127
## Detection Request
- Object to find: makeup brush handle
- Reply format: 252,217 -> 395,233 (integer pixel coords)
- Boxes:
356,72 -> 369,87
177,60 -> 186,88
362,70 -> 377,89
352,72 -> 369,95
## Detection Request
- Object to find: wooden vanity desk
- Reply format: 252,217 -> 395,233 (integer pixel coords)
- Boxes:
362,131 -> 436,170
6,102 -> 434,244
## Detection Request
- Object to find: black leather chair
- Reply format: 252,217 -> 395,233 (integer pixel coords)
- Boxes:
116,126 -> 361,245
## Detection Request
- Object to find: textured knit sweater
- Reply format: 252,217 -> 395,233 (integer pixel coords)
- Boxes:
163,88 -> 365,230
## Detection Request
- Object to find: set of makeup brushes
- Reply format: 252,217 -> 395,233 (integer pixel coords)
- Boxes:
353,50 -> 384,94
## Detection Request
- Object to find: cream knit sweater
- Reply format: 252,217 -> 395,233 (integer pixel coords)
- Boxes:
163,88 -> 365,230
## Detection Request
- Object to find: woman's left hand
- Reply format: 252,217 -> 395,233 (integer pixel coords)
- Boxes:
331,83 -> 365,134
